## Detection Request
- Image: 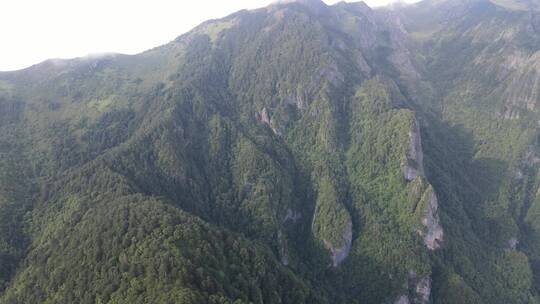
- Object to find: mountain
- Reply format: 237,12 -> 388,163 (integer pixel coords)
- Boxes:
1,0 -> 540,303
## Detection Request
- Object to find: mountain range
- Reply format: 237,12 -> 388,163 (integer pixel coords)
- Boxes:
1,0 -> 540,303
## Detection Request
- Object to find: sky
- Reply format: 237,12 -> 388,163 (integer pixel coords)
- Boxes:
0,0 -> 415,71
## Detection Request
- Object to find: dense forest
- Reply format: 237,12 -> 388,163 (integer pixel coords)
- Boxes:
2,0 -> 540,303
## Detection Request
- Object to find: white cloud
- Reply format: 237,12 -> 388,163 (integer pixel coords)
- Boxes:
0,0 -> 417,71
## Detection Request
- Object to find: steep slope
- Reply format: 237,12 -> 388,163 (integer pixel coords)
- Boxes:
1,0 -> 540,303
398,0 -> 540,302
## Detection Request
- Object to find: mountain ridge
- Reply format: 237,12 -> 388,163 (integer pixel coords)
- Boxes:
1,0 -> 540,303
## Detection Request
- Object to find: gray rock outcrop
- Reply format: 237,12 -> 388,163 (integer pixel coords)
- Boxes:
403,118 -> 425,181
324,221 -> 353,267
419,187 -> 444,250
395,272 -> 431,304
258,107 -> 280,134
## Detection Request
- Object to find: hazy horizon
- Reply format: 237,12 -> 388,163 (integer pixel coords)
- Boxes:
0,0 -> 418,72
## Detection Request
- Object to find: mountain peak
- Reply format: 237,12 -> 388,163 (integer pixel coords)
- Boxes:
272,0 -> 328,12
274,0 -> 326,5
489,0 -> 540,10
334,1 -> 372,14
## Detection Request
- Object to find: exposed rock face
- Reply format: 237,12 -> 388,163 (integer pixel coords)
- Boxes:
508,237 -> 519,250
325,221 -> 353,267
258,107 -> 280,134
413,276 -> 431,304
502,106 -> 521,120
401,118 -> 444,250
420,187 -> 444,250
260,107 -> 271,125
395,272 -> 431,304
281,254 -> 289,266
500,53 -> 540,114
285,93 -> 307,110
376,11 -> 420,80
403,118 -> 425,181
283,208 -> 302,223
395,295 -> 411,304
496,50 -> 527,81
278,231 -> 290,266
